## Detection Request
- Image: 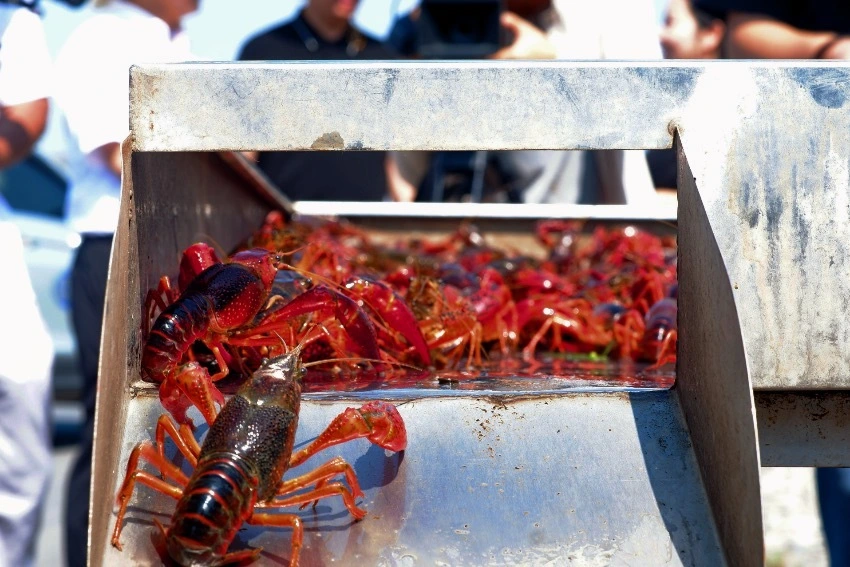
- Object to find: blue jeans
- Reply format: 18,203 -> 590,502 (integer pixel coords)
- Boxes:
817,468 -> 850,567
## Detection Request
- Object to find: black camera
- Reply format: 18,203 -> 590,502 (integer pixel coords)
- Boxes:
415,0 -> 505,59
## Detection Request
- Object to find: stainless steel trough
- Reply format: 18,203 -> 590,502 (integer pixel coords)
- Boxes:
90,60 -> 850,566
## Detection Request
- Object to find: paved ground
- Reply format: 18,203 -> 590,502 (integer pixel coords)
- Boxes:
35,449 -> 830,566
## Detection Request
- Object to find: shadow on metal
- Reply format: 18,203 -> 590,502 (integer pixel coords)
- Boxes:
629,389 -> 715,564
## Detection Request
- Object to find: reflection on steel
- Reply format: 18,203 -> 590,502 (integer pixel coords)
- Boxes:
100,391 -> 724,566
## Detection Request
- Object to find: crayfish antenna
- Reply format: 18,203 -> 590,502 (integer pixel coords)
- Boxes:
271,331 -> 290,353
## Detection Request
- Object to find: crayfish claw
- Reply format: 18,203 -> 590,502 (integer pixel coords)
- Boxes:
359,400 -> 408,452
288,401 -> 407,468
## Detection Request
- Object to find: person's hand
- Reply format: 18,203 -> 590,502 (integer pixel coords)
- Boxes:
491,11 -> 556,60
818,35 -> 850,59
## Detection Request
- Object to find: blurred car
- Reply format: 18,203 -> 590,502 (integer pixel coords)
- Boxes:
0,153 -> 82,403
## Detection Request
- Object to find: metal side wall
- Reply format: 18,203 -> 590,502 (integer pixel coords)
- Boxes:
677,133 -> 763,566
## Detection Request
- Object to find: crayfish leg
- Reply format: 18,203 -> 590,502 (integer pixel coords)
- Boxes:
267,481 -> 367,522
161,362 -> 225,427
154,414 -> 200,468
111,441 -> 186,550
645,329 -> 678,371
143,275 -> 178,338
245,513 -> 302,567
209,547 -> 263,567
276,455 -> 365,502
289,401 -> 407,468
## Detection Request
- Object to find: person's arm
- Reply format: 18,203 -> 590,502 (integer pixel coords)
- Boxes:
385,154 -> 418,202
726,11 -> 850,59
0,9 -> 51,169
92,141 -> 123,177
0,97 -> 47,169
491,11 -> 556,60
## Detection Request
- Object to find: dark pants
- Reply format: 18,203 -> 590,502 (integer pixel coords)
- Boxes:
818,468 -> 850,567
66,234 -> 113,567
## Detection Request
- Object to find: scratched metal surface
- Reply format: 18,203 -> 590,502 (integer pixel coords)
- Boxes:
100,389 -> 724,566
129,61 -> 697,152
130,60 -> 850,389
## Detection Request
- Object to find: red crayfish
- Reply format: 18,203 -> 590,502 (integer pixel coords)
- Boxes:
112,347 -> 407,566
200,214 -> 680,373
142,244 -> 391,426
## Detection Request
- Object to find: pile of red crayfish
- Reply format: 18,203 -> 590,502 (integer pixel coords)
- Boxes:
139,211 -> 677,428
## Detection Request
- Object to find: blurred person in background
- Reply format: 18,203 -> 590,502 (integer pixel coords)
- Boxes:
0,2 -> 54,565
53,0 -> 198,564
238,0 -> 410,201
697,1 -> 850,59
647,0 -> 725,196
388,0 -> 663,205
660,0 -> 725,60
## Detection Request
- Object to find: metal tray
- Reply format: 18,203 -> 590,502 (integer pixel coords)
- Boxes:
90,145 -> 760,566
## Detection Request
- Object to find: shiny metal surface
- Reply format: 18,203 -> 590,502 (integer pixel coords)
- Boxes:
101,389 -> 724,566
130,60 -> 694,152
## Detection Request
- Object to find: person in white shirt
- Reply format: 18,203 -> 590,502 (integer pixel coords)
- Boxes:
53,1 -> 197,564
0,5 -> 54,567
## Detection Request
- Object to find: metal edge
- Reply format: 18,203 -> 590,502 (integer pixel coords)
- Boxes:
89,136 -> 137,566
676,131 -> 763,566
130,59 -> 850,74
292,201 -> 677,221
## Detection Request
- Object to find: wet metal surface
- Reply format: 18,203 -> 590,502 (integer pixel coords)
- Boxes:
101,389 -> 724,566
207,357 -> 676,398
